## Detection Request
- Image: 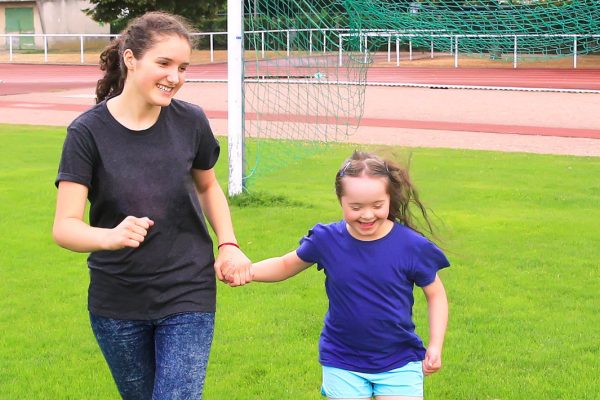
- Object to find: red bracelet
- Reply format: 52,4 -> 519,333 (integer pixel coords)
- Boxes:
217,242 -> 240,250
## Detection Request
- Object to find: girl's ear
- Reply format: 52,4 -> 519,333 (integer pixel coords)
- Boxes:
122,49 -> 136,71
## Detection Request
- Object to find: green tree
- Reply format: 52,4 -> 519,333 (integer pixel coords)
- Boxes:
84,0 -> 226,32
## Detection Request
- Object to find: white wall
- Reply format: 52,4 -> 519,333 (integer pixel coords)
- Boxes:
37,0 -> 109,34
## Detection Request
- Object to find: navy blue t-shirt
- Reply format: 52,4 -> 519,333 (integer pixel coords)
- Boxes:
296,221 -> 450,373
55,99 -> 220,320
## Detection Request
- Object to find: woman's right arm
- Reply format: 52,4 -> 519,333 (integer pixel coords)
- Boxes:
251,250 -> 313,282
52,181 -> 153,252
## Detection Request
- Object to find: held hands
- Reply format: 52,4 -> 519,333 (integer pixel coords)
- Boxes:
214,244 -> 252,287
103,216 -> 154,250
423,346 -> 442,376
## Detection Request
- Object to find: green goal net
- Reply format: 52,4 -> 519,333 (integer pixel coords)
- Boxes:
345,0 -> 600,61
240,0 -> 599,186
242,1 -> 369,186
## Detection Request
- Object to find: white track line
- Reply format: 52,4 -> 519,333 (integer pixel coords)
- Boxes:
186,78 -> 600,94
364,82 -> 600,94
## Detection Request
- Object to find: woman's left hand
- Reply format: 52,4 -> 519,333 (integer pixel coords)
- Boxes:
214,245 -> 252,287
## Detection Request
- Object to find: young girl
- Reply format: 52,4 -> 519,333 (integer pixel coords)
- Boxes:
249,151 -> 449,400
52,12 -> 251,399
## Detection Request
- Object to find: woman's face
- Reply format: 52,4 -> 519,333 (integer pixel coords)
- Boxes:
126,34 -> 191,107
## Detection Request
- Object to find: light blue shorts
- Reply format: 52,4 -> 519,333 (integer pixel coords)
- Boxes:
321,361 -> 424,399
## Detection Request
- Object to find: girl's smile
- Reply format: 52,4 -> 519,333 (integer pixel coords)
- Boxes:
157,84 -> 175,93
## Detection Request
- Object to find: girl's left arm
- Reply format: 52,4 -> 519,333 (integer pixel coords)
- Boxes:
192,168 -> 251,286
421,274 -> 448,376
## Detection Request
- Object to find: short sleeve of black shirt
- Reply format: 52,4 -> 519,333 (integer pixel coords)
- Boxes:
56,122 -> 98,189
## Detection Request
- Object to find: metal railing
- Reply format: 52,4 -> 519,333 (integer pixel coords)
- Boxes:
339,32 -> 600,68
0,32 -> 228,64
1,30 -> 598,68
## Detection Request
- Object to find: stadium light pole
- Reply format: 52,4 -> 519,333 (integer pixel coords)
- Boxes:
227,0 -> 244,196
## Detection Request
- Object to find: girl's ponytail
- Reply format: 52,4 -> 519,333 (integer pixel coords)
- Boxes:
95,38 -> 125,104
386,160 -> 434,236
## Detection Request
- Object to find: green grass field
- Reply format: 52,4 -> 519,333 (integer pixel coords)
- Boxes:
1,124 -> 599,399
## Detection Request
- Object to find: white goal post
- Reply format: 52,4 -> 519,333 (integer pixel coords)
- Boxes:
227,0 -> 245,196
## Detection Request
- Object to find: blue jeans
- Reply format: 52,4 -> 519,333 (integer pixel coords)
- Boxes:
90,312 -> 215,400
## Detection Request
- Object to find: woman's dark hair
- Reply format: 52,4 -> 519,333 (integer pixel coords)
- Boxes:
335,150 -> 434,237
95,11 -> 192,104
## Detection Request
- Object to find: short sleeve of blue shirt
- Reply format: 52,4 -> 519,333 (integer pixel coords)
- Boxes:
411,239 -> 450,287
296,224 -> 327,268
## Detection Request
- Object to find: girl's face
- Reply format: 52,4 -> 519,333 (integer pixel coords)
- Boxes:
340,175 -> 392,241
126,34 -> 191,107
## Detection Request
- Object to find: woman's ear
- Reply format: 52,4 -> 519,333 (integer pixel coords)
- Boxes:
122,49 -> 136,71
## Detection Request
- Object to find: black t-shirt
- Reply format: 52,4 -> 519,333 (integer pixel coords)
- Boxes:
56,99 -> 220,319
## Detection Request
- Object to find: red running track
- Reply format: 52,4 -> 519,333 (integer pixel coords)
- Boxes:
366,67 -> 600,91
1,63 -> 599,142
2,63 -> 600,95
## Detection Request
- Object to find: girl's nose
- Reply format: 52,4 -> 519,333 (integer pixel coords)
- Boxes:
166,68 -> 179,85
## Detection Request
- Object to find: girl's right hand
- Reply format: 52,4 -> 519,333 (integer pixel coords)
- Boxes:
103,216 -> 154,250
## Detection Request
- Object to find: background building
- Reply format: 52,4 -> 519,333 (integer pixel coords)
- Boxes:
1,0 -> 109,49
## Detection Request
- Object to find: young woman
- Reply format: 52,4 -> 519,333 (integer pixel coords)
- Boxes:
248,151 -> 450,399
52,12 -> 251,399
